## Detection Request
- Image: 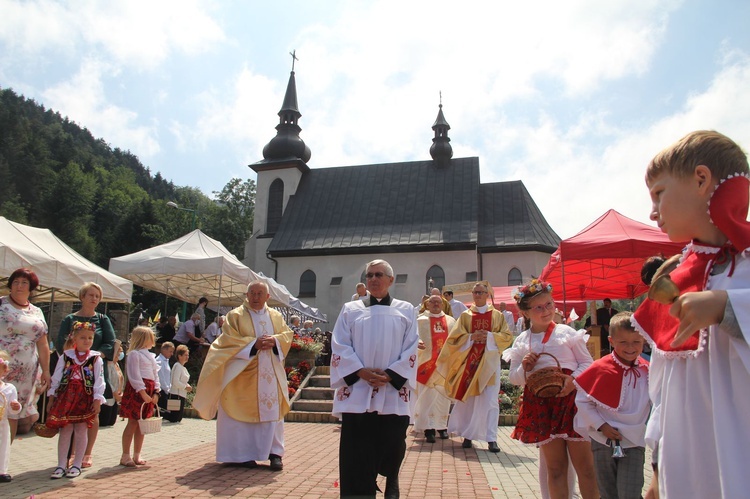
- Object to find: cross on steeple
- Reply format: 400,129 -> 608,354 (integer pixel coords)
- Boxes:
290,50 -> 299,71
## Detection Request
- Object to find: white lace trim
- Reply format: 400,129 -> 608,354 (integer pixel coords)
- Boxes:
630,314 -> 708,360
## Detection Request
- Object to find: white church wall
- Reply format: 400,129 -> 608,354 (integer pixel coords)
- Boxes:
273,249 -> 478,326
481,251 -> 552,288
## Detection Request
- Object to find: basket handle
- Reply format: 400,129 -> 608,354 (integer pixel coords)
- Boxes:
139,400 -> 160,421
523,351 -> 562,382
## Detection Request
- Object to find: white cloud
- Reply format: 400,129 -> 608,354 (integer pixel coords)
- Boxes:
42,58 -> 161,158
0,0 -> 225,69
520,51 -> 750,238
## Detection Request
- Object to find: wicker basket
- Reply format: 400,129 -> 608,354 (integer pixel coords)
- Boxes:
138,401 -> 162,434
524,352 -> 566,398
33,394 -> 58,438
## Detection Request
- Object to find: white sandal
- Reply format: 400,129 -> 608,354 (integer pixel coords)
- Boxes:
50,467 -> 66,479
66,466 -> 81,478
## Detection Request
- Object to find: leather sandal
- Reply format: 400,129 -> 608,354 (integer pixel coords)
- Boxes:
82,455 -> 93,468
119,456 -> 136,468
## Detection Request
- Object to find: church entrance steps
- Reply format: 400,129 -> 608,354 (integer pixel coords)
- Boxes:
285,365 -> 339,423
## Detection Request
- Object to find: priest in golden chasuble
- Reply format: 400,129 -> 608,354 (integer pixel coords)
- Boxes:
192,280 -> 292,471
437,282 -> 512,453
414,294 -> 456,443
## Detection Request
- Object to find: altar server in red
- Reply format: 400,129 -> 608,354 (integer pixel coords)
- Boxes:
575,312 -> 650,499
633,130 -> 750,498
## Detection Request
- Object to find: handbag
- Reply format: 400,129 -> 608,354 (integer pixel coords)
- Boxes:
167,395 -> 181,412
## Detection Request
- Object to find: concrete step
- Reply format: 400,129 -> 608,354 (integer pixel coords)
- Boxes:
285,410 -> 339,423
315,366 -> 330,376
292,399 -> 333,413
300,387 -> 334,400
308,375 -> 331,388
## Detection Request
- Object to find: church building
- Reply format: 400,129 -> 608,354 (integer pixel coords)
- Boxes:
243,69 -> 561,324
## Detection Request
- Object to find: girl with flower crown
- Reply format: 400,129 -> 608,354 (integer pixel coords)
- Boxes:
503,279 -> 597,499
46,321 -> 105,479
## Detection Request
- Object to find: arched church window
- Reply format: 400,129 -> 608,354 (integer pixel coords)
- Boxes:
508,267 -> 522,286
299,270 -> 316,298
426,265 -> 445,293
267,178 -> 284,233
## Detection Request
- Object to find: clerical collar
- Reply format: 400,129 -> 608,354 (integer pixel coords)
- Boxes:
249,306 -> 267,315
369,294 -> 392,307
426,311 -> 445,317
474,304 -> 489,313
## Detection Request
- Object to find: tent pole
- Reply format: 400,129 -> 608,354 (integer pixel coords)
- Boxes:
49,288 -> 56,345
561,259 -> 568,316
217,274 -> 223,313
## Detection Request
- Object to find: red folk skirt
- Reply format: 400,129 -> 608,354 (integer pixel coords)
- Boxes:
47,379 -> 97,429
511,368 -> 584,445
119,378 -> 156,419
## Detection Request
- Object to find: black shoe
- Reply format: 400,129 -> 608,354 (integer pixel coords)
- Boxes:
462,438 -> 472,448
0,474 -> 11,482
425,430 -> 436,443
269,455 -> 283,471
488,441 -> 500,453
228,460 -> 257,468
384,475 -> 400,499
438,429 -> 449,439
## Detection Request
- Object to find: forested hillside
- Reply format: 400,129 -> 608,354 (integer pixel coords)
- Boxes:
0,88 -> 255,265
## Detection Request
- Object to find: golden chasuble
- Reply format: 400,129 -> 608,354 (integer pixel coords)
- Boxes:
437,305 -> 513,402
192,301 -> 292,422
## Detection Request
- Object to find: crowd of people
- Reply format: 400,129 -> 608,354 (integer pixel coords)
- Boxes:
0,130 -> 749,498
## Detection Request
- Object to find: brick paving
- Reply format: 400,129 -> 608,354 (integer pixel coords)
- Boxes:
2,418 -> 651,498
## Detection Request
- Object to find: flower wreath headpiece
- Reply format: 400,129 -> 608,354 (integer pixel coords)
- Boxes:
512,279 -> 553,303
72,321 -> 96,332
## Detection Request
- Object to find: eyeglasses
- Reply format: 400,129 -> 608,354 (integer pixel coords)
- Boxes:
530,301 -> 555,314
472,290 -> 487,295
365,272 -> 388,279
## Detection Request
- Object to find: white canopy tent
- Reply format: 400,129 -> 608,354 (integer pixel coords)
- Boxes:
0,216 -> 133,303
108,230 -> 326,321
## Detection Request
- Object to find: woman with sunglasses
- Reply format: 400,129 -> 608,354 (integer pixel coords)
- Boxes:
503,279 -> 597,499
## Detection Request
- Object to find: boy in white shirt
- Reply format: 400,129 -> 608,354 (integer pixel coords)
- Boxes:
574,312 -> 650,499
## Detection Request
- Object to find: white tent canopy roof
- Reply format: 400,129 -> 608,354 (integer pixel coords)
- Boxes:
109,229 -> 325,321
0,216 -> 133,303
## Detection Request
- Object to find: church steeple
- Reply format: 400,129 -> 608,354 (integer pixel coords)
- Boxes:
262,51 -> 312,163
430,93 -> 452,165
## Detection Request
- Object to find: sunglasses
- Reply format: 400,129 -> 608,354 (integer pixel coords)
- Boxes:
365,272 -> 388,279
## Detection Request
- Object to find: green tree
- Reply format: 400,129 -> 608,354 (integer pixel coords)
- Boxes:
208,178 -> 256,259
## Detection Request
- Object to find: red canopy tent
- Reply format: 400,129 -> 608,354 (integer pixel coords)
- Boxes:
540,210 -> 687,308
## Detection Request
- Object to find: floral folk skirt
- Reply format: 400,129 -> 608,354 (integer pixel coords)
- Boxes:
47,379 -> 97,429
119,378 -> 156,420
511,368 -> 584,445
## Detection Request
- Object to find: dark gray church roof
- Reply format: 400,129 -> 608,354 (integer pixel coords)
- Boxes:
267,157 -> 479,256
266,157 -> 560,256
478,181 -> 560,252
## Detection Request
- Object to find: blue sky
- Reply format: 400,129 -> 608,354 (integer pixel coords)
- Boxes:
1,0 -> 749,239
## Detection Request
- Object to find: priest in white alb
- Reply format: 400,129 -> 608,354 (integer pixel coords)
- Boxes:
192,281 -> 293,471
414,294 -> 455,443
